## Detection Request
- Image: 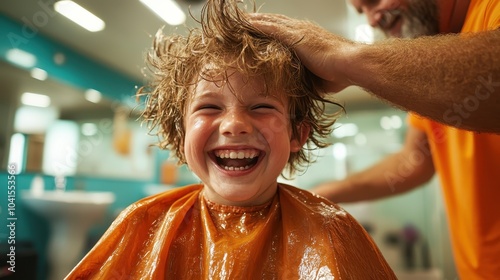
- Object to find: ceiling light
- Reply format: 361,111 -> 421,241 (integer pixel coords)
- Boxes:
85,89 -> 102,103
6,48 -> 37,68
31,67 -> 48,81
139,0 -> 186,26
21,92 -> 51,108
55,0 -> 105,32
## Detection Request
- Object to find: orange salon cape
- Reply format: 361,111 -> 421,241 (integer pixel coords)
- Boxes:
66,184 -> 396,279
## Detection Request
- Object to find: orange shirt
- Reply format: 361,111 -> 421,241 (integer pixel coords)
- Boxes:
408,0 -> 500,278
66,184 -> 396,279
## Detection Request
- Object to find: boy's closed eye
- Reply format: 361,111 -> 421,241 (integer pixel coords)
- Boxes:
251,104 -> 277,110
251,100 -> 287,114
195,104 -> 279,114
197,104 -> 222,111
190,102 -> 223,114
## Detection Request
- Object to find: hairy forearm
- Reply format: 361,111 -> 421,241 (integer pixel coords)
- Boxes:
345,30 -> 500,133
321,153 -> 429,203
313,128 -> 435,203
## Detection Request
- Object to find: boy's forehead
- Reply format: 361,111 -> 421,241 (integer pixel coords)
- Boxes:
193,72 -> 286,100
196,67 -> 258,90
190,61 -> 291,101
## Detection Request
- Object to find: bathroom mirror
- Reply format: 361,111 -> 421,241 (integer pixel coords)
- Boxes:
0,60 -> 155,180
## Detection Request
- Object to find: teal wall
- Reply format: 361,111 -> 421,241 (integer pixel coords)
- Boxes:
0,14 -> 184,280
0,14 -> 138,102
0,172 -> 153,279
0,148 -> 201,279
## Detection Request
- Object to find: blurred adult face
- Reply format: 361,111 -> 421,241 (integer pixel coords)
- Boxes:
350,0 -> 439,38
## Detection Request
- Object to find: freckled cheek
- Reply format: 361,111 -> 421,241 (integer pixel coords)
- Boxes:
192,118 -> 206,130
256,117 -> 292,145
260,117 -> 291,135
185,118 -> 211,138
184,118 -> 212,158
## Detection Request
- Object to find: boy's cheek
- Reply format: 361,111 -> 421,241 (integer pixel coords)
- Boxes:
261,117 -> 291,135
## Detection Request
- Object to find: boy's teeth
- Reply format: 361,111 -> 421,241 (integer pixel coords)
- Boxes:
224,165 -> 251,171
214,149 -> 260,171
215,149 -> 258,159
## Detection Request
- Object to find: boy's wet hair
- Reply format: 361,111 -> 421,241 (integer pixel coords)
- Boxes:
138,0 -> 343,176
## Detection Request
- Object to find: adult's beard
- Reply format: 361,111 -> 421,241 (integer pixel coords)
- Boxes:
400,0 -> 439,38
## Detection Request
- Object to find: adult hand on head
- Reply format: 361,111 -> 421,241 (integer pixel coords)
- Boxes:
248,13 -> 356,94
249,13 -> 500,133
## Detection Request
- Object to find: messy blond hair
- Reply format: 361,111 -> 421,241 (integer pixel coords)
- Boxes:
138,0 -> 342,176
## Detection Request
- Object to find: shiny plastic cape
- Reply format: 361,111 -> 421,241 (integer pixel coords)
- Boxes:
66,184 -> 396,279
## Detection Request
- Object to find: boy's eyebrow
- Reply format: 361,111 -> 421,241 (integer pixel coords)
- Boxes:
256,92 -> 286,103
192,89 -> 286,103
192,91 -> 220,99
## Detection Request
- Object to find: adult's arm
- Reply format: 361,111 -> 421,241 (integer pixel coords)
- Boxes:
248,14 -> 500,133
312,126 -> 435,203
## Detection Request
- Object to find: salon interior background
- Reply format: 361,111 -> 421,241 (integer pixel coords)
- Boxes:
0,0 -> 456,279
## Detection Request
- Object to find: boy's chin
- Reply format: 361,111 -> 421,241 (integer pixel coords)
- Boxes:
203,183 -> 277,206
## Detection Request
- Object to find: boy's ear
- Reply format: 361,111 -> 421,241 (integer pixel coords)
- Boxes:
290,122 -> 311,152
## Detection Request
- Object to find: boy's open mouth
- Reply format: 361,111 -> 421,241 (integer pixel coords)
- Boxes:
213,149 -> 261,171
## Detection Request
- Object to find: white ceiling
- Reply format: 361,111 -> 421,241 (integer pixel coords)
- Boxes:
0,0 -> 388,110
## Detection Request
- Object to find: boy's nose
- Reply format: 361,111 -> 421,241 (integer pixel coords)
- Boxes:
220,110 -> 253,136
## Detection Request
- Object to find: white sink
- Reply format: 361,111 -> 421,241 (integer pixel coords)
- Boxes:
22,190 -> 115,220
22,190 -> 115,280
